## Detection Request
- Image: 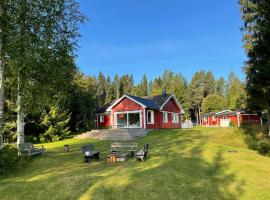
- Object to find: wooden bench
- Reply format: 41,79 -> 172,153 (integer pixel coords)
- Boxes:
82,144 -> 100,162
110,142 -> 138,157
18,142 -> 46,157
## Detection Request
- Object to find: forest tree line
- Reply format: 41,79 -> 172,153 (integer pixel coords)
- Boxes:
2,68 -> 247,144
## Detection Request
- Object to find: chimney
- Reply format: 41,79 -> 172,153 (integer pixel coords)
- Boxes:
162,88 -> 167,97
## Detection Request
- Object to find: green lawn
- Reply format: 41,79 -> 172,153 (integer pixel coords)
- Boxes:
1,127 -> 270,200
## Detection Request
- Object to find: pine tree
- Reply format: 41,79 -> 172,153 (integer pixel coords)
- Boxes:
225,72 -> 247,110
240,0 -> 270,134
187,71 -> 205,123
216,77 -> 225,96
112,75 -> 120,99
204,71 -> 215,96
137,74 -> 148,97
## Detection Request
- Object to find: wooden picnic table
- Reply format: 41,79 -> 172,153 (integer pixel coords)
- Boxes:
110,142 -> 138,157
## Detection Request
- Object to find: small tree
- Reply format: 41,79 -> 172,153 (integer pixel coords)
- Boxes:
201,94 -> 225,114
40,106 -> 71,142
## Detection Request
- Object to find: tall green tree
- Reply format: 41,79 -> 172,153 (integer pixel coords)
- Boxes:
3,0 -> 84,146
96,72 -> 107,106
216,77 -> 225,96
149,77 -> 163,96
240,0 -> 270,134
0,1 -> 4,146
225,72 -> 247,110
112,75 -> 120,99
187,71 -> 205,123
201,94 -> 225,114
136,74 -> 148,97
204,71 -> 215,96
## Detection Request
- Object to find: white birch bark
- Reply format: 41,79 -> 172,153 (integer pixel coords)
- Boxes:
0,3 -> 4,147
16,77 -> 24,147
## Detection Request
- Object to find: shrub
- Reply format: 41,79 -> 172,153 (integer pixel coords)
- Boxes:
0,145 -> 26,176
256,139 -> 270,155
229,120 -> 236,127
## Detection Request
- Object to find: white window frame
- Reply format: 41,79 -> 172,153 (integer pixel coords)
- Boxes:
163,112 -> 168,123
172,113 -> 179,124
100,116 -> 104,123
147,110 -> 154,124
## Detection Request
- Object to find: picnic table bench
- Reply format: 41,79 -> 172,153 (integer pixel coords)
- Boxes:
110,142 -> 138,157
18,142 -> 46,157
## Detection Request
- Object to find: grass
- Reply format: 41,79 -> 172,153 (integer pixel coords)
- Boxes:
1,127 -> 270,200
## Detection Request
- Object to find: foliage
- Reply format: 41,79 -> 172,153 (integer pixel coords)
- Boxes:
240,0 -> 270,134
136,74 -> 148,97
201,94 -> 225,114
256,139 -> 270,155
69,73 -> 97,131
2,121 -> 16,143
0,145 -> 26,176
40,105 -> 71,142
225,72 -> 247,110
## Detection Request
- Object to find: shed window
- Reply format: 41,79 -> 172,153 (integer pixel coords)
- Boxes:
163,112 -> 168,123
100,116 -> 104,123
212,116 -> 216,121
147,110 -> 154,124
172,114 -> 179,123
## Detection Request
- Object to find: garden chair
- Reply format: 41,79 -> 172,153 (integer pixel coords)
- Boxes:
82,144 -> 100,162
135,144 -> 149,161
18,142 -> 46,157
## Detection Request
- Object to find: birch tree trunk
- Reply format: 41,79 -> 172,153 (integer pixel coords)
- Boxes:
0,60 -> 4,147
16,76 -> 24,147
0,3 -> 4,147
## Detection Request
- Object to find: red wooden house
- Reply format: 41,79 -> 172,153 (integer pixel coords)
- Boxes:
201,110 -> 262,127
95,93 -> 184,129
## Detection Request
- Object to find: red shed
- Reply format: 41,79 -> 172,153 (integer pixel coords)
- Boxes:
95,93 -> 184,129
201,110 -> 262,127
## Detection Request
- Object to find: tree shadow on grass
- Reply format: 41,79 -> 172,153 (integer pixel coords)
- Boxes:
0,129 -> 245,200
79,129 -> 245,200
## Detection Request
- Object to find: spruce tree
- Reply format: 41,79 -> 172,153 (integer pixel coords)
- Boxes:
240,0 -> 270,134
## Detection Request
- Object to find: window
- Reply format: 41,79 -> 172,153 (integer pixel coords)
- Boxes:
212,115 -> 216,121
100,116 -> 104,123
172,113 -> 179,123
147,110 -> 154,124
163,112 -> 168,123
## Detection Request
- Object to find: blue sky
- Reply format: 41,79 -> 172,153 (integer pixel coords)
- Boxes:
77,0 -> 246,83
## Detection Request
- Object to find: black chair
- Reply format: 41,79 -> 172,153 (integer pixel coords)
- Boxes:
82,144 -> 100,163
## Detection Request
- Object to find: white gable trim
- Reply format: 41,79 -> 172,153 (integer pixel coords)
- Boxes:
106,95 -> 146,111
160,94 -> 185,114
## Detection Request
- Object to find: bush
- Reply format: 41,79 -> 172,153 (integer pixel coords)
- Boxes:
230,120 -> 236,127
0,145 -> 27,176
256,139 -> 270,155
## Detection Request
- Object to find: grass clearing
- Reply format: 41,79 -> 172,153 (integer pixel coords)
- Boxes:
1,127 -> 270,200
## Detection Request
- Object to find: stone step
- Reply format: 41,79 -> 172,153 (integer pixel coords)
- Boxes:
75,128 -> 148,140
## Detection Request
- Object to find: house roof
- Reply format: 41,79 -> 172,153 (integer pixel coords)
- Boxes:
103,93 -> 184,113
146,94 -> 173,108
96,101 -> 116,113
201,110 -> 259,117
125,94 -> 160,110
